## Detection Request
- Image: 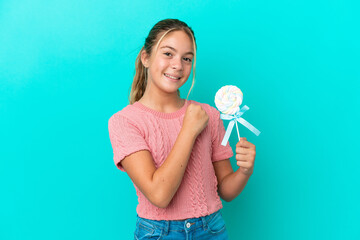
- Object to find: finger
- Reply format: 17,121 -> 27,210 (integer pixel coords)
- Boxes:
236,154 -> 253,162
236,161 -> 252,168
237,148 -> 256,158
239,137 -> 247,144
236,137 -> 249,147
237,153 -> 255,162
236,138 -> 255,149
235,147 -> 248,155
237,157 -> 254,166
236,155 -> 247,162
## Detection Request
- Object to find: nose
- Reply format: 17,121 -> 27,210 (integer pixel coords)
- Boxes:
171,57 -> 183,71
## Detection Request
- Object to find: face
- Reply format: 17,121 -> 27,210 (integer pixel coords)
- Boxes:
141,30 -> 194,96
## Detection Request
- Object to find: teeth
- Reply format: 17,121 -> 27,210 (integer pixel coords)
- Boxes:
165,73 -> 180,80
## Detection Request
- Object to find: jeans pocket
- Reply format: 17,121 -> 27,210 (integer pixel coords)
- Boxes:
134,218 -> 163,240
206,211 -> 226,235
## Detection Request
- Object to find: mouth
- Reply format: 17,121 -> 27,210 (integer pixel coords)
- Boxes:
164,73 -> 181,81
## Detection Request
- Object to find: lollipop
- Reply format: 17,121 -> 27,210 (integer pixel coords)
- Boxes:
215,85 -> 243,115
215,85 -> 260,146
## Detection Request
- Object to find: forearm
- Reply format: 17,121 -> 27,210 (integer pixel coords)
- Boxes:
151,128 -> 196,207
218,168 -> 251,202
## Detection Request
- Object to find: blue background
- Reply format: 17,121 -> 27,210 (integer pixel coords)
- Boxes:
1,0 -> 359,239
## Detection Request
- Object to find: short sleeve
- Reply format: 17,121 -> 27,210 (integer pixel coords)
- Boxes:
211,109 -> 234,162
108,114 -> 150,171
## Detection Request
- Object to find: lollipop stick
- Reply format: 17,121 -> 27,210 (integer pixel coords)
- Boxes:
235,121 -> 240,141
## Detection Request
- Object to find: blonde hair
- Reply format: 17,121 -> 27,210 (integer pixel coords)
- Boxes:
129,19 -> 197,104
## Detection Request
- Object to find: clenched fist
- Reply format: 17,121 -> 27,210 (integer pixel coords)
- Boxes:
235,137 -> 256,176
182,103 -> 209,138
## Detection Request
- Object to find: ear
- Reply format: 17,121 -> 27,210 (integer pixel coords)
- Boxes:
140,50 -> 150,68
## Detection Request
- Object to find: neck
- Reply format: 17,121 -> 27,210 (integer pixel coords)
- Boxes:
138,87 -> 185,113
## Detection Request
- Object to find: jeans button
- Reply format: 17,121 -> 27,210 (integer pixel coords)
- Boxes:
186,222 -> 191,228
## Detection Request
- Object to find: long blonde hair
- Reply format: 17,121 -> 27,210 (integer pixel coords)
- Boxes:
129,19 -> 197,104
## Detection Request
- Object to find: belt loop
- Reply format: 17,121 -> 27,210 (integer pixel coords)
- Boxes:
201,215 -> 208,231
163,220 -> 169,236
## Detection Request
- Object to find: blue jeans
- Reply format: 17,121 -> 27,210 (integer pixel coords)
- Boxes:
134,210 -> 229,240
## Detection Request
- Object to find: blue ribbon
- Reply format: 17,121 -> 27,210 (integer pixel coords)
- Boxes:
220,105 -> 261,146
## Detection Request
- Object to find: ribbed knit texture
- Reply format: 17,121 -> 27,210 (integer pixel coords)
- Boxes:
108,100 -> 233,220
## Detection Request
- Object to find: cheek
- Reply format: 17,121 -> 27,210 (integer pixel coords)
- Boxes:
149,62 -> 165,79
154,59 -> 168,72
184,64 -> 193,75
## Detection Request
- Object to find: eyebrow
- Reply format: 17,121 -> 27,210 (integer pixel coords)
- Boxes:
160,45 -> 194,56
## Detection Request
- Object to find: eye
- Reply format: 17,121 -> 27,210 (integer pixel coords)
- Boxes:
163,52 -> 172,56
183,57 -> 192,62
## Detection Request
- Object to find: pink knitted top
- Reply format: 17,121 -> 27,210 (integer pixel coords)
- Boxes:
108,99 -> 233,220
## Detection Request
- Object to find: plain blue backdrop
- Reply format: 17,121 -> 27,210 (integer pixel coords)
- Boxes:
1,0 -> 359,239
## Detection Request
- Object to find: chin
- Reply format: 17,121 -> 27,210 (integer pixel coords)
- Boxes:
160,83 -> 182,93
163,88 -> 180,95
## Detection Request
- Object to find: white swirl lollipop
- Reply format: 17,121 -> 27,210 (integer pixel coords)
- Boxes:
214,85 -> 261,146
215,85 -> 243,142
215,85 -> 243,115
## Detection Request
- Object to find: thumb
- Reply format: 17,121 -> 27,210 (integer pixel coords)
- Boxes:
237,137 -> 247,147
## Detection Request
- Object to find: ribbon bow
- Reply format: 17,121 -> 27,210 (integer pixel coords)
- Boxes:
220,105 -> 261,146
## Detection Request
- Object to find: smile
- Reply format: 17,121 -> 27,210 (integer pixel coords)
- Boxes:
164,73 -> 181,80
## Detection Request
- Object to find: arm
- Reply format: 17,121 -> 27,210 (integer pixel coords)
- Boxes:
121,104 -> 208,208
213,137 -> 256,202
122,129 -> 196,208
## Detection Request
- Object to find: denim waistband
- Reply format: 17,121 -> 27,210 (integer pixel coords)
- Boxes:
136,210 -> 221,234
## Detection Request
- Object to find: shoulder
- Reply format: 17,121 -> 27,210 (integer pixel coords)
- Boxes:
109,105 -> 129,123
108,104 -> 143,129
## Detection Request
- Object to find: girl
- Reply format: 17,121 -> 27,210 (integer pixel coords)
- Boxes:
108,19 -> 256,240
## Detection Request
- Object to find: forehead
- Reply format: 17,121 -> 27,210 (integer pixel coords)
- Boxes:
156,30 -> 194,53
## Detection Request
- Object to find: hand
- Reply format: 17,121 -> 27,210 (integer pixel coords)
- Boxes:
235,137 -> 256,176
182,103 -> 209,138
